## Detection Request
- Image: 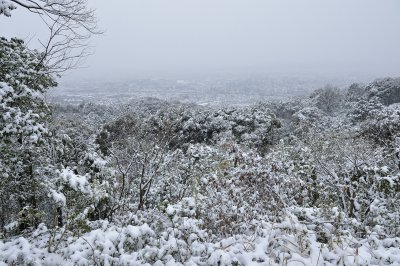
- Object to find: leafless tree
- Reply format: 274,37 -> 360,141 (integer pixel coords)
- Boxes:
5,0 -> 102,75
312,85 -> 343,114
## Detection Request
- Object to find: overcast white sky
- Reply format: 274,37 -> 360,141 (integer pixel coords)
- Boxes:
2,0 -> 400,81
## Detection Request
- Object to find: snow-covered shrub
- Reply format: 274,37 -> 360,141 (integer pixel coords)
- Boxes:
366,77 -> 400,106
2,77 -> 400,265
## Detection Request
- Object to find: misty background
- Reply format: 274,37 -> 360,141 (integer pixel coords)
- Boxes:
3,0 -> 400,108
2,0 -> 400,82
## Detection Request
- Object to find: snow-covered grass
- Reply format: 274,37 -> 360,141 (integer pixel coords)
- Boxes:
1,203 -> 400,265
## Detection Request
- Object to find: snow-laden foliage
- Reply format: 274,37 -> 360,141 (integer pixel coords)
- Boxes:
0,38 -> 55,143
0,0 -> 15,16
2,72 -> 400,264
0,38 -> 57,232
366,77 -> 400,106
1,204 -> 399,265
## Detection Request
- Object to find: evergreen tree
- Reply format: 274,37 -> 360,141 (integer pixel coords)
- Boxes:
0,37 -> 56,232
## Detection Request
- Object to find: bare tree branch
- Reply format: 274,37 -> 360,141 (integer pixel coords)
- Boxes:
8,0 -> 103,75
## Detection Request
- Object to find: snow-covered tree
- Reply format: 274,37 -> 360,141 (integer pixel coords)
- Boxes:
1,0 -> 101,74
311,85 -> 343,114
0,0 -> 15,16
366,77 -> 400,106
0,37 -> 56,232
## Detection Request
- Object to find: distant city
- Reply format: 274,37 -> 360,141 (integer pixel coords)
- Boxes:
49,75 -> 374,106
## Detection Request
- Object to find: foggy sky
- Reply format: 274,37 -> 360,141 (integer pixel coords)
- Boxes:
2,0 -> 400,81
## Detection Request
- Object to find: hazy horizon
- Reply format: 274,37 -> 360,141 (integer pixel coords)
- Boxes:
2,0 -> 400,82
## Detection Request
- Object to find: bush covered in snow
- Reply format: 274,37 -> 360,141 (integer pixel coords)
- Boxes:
1,37 -> 400,264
